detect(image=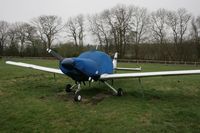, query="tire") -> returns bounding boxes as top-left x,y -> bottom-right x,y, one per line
74,93 -> 82,102
65,84 -> 72,93
117,88 -> 123,96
